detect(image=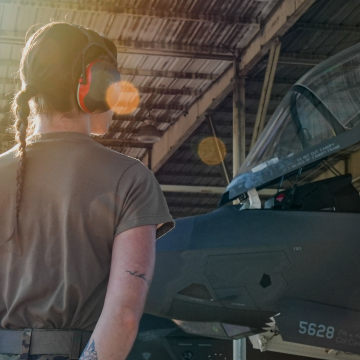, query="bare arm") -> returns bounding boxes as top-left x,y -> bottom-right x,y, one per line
80,224 -> 156,360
